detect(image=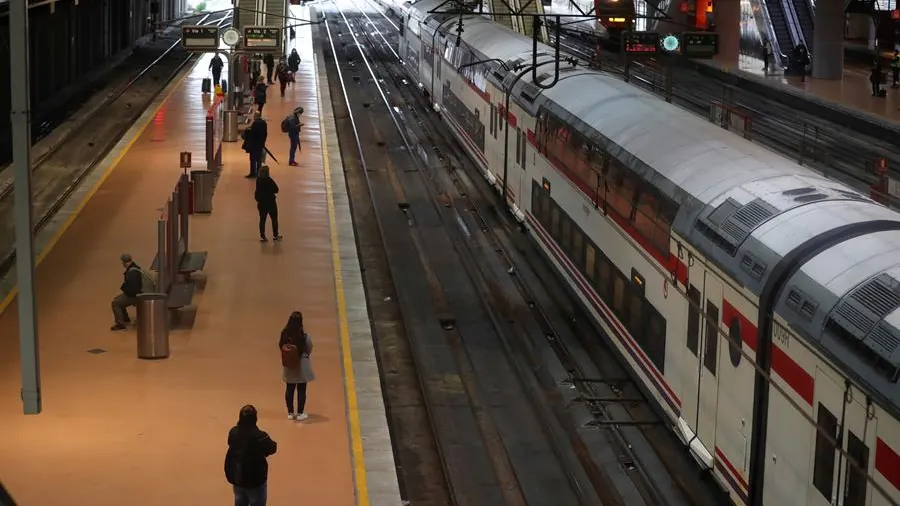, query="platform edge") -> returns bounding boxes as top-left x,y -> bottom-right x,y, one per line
312,17 -> 404,506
